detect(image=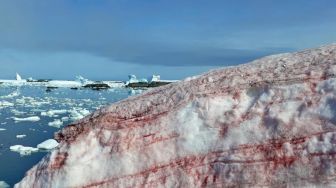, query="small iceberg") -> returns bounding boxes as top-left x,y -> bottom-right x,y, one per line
150,75 -> 160,82
69,108 -> 90,121
0,128 -> 6,131
48,119 -> 63,128
41,109 -> 67,117
13,116 -> 40,122
16,134 -> 26,139
37,139 -> 59,150
10,145 -> 38,156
